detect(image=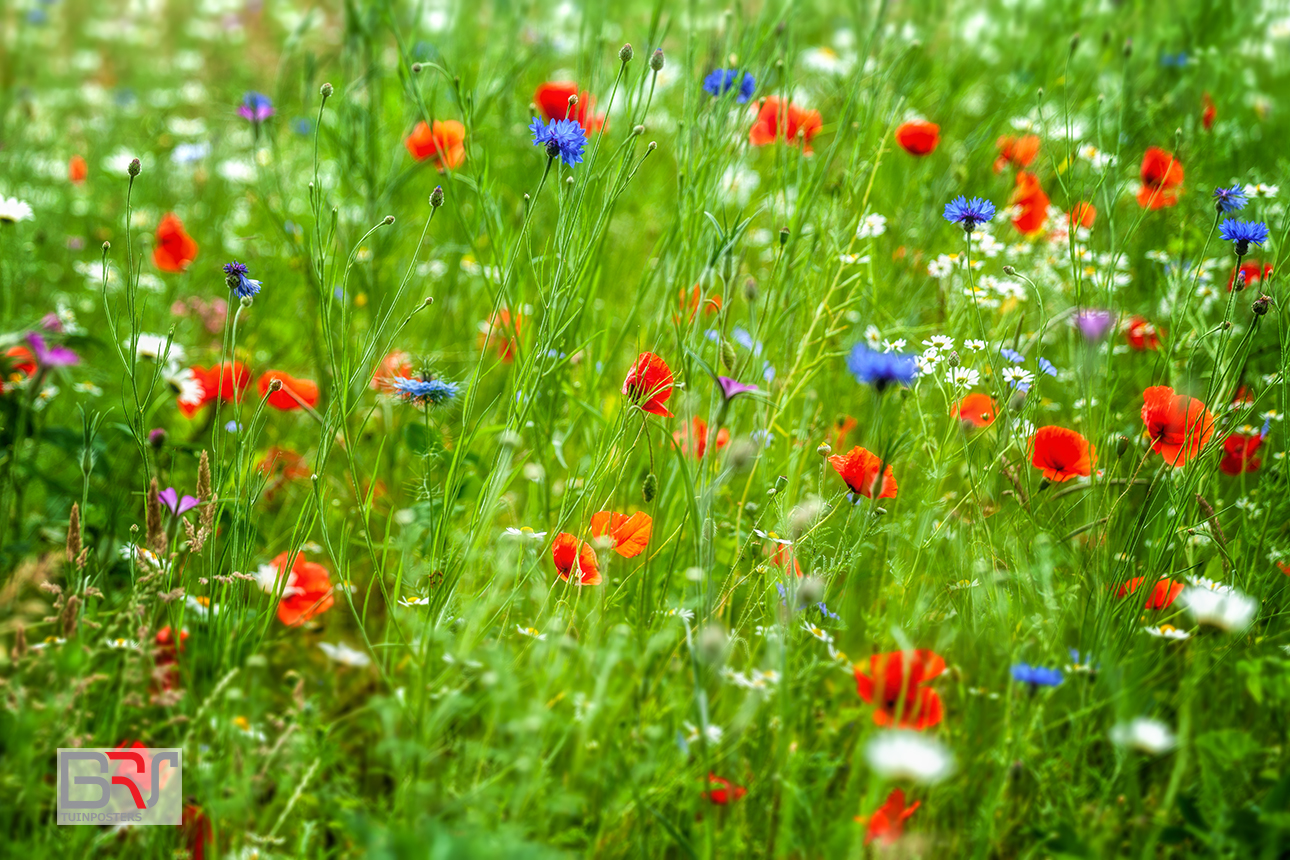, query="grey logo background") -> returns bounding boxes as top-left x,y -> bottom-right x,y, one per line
56,748 -> 182,825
